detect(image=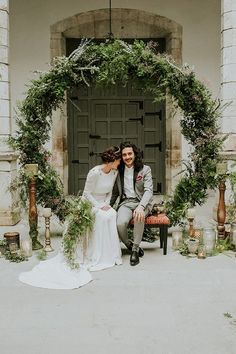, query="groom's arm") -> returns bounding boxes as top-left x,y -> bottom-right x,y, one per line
138,166 -> 153,209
